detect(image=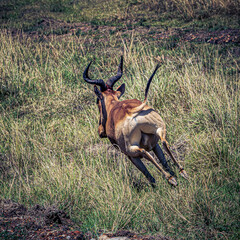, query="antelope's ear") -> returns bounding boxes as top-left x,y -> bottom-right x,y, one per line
94,85 -> 103,100
116,83 -> 125,99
